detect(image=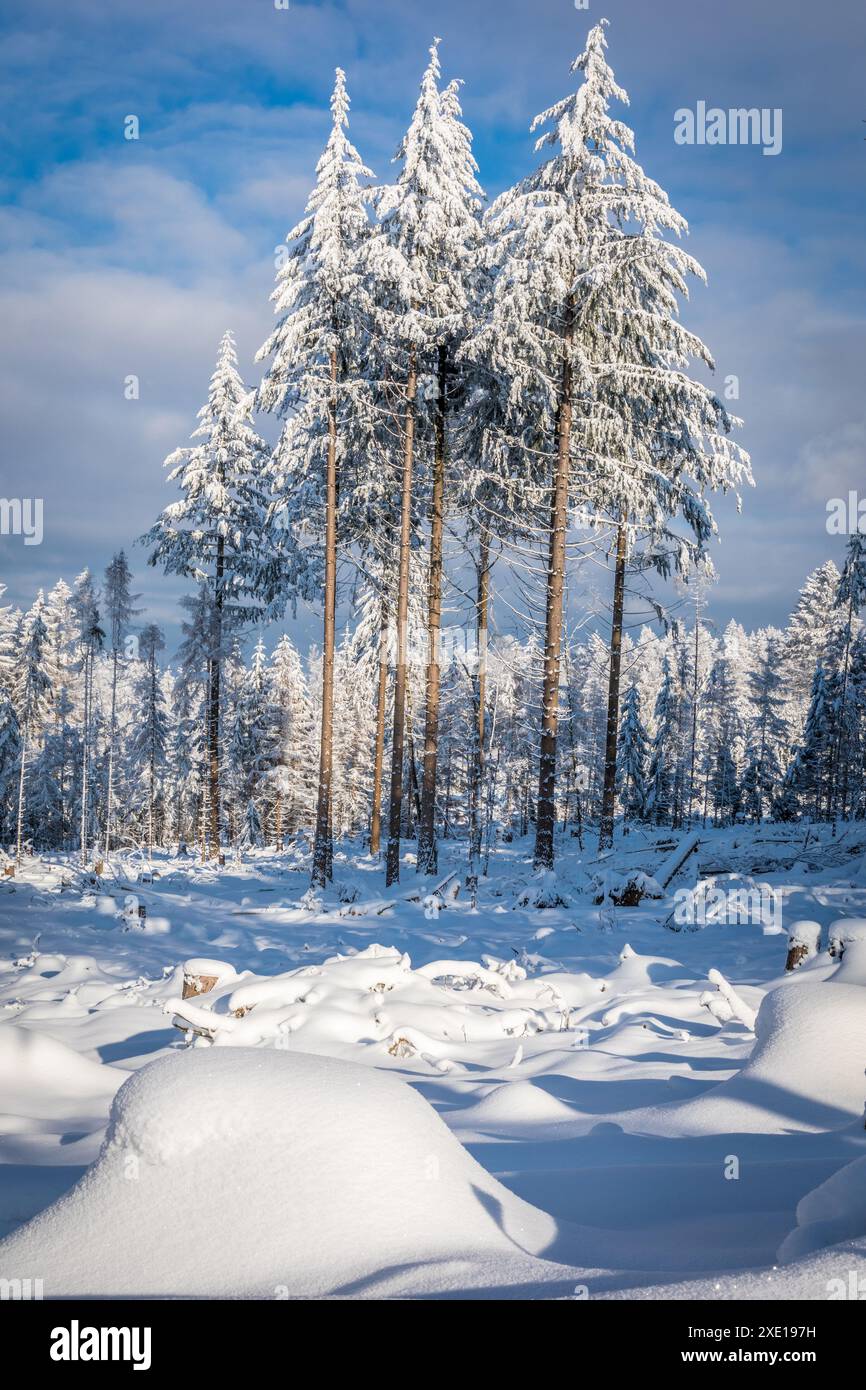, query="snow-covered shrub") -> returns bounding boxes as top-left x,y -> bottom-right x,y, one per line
514,870 -> 572,909
591,869 -> 662,907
